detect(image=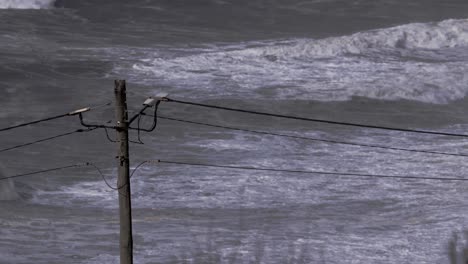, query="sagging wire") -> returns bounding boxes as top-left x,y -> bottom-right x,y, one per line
103,127 -> 118,143
88,161 -> 150,191
80,98 -> 162,145
127,99 -> 161,144
129,99 -> 160,132
103,124 -> 144,145
136,114 -> 145,144
87,162 -> 120,190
